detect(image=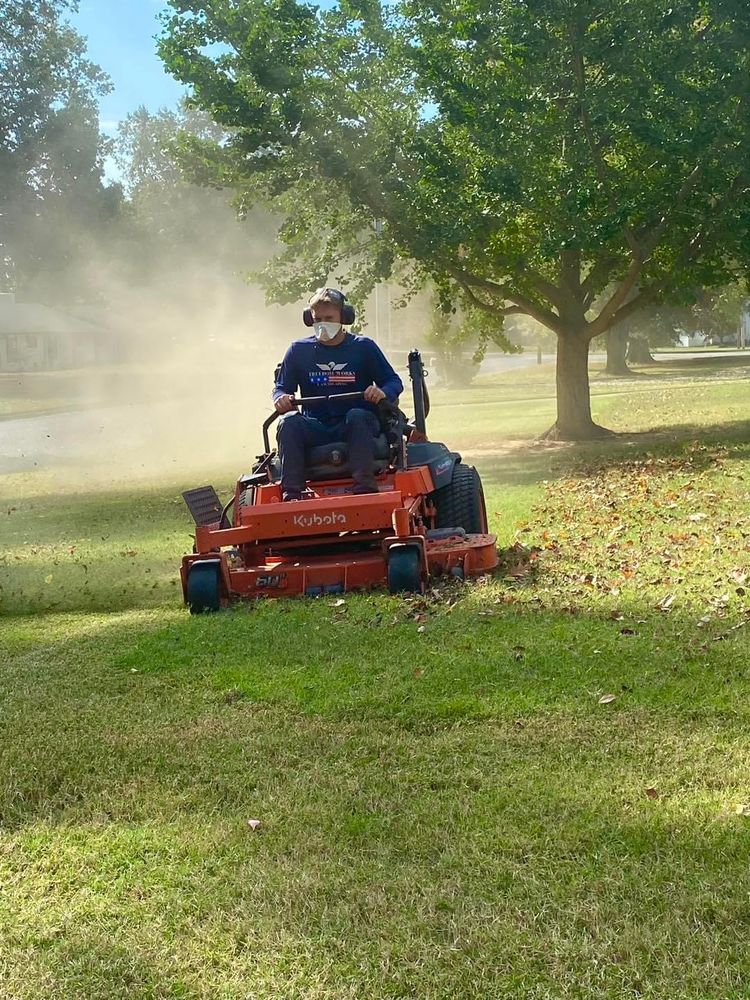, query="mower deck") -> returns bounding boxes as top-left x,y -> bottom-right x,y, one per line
181,484 -> 498,603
